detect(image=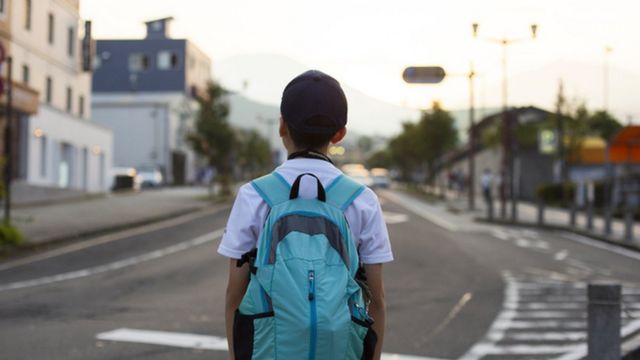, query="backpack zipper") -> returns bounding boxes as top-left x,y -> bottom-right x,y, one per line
308,270 -> 317,360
